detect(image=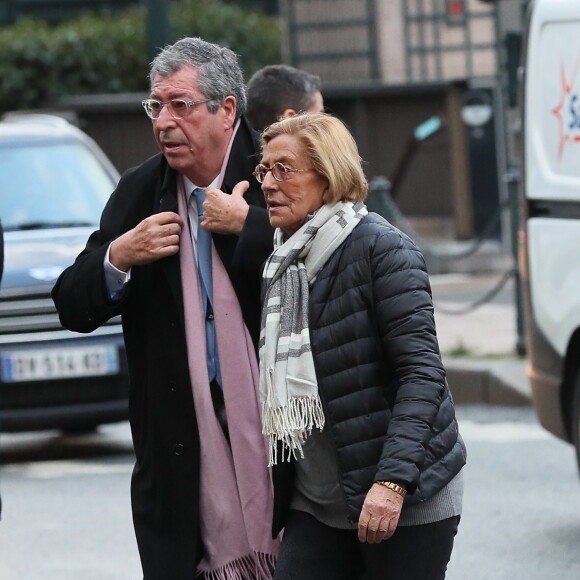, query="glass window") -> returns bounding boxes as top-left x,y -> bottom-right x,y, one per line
0,139 -> 116,231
